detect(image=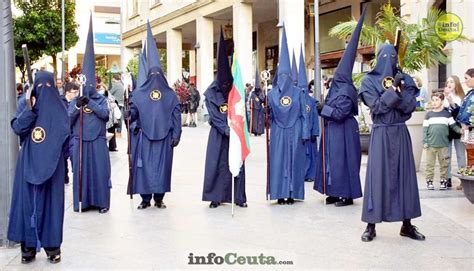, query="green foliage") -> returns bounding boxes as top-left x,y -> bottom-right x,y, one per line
96,66 -> 109,88
329,3 -> 471,74
13,0 -> 79,75
126,56 -> 139,79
